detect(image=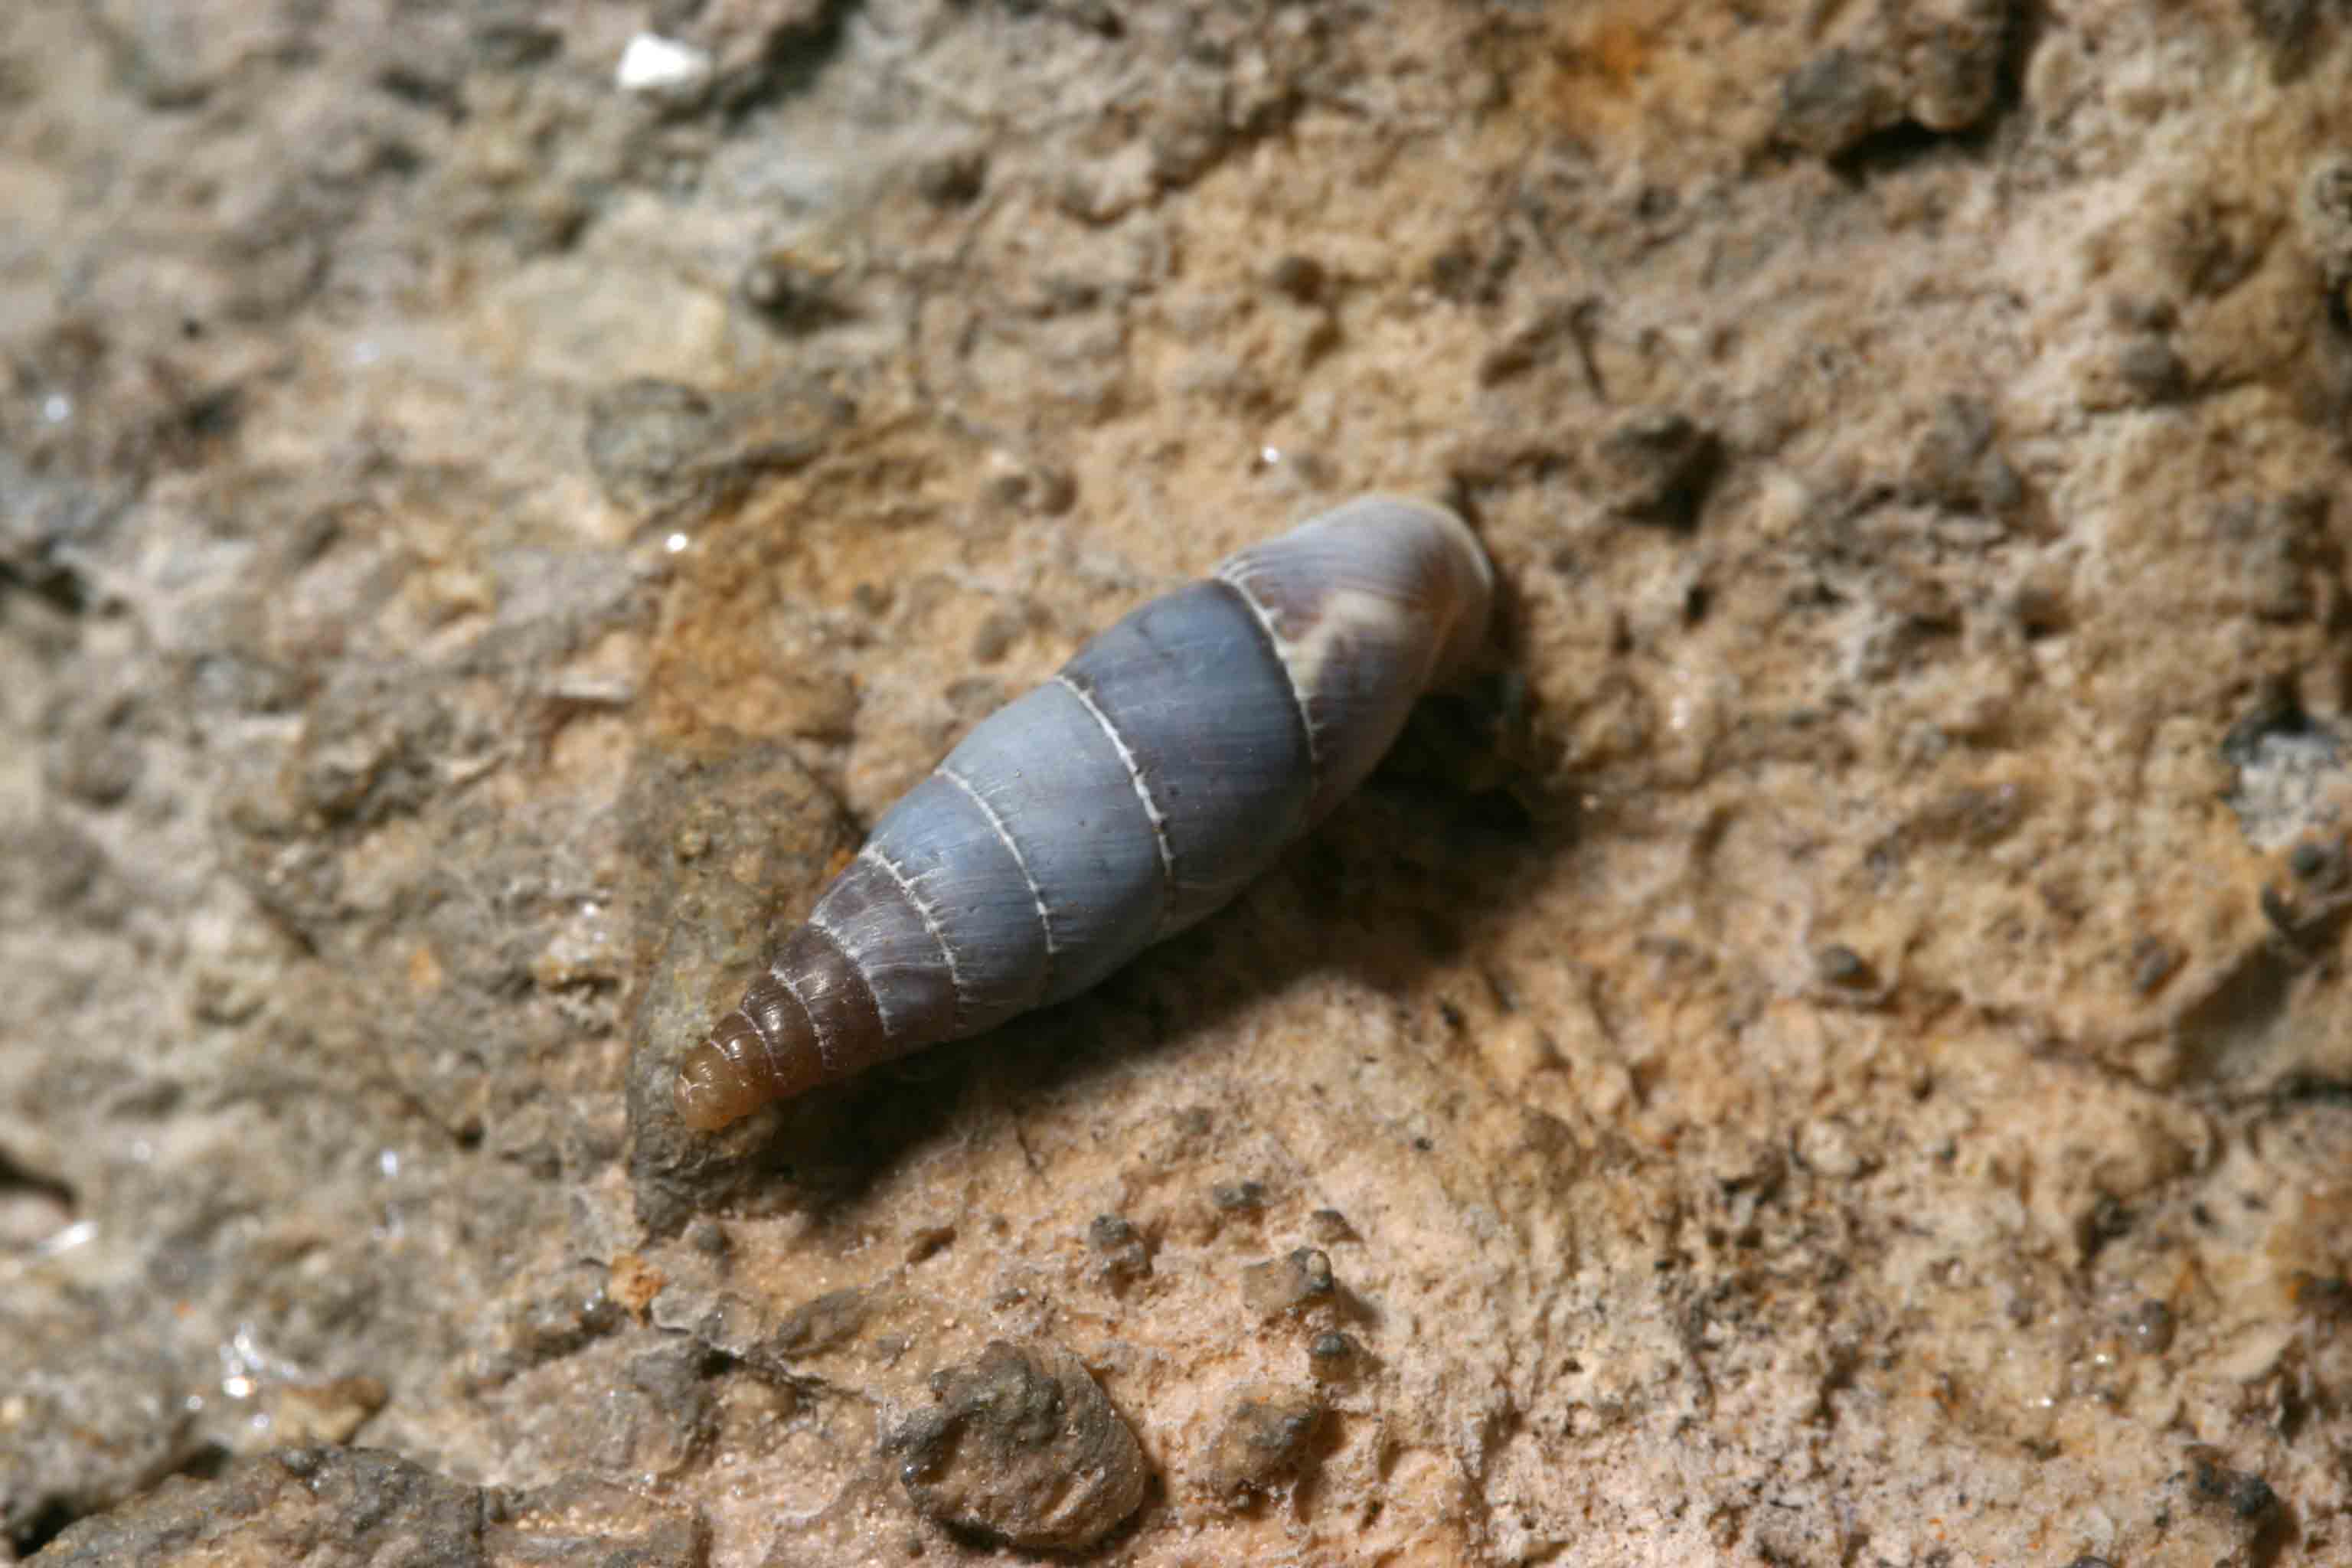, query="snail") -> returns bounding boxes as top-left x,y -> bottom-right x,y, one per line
673,495 -> 1495,1129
